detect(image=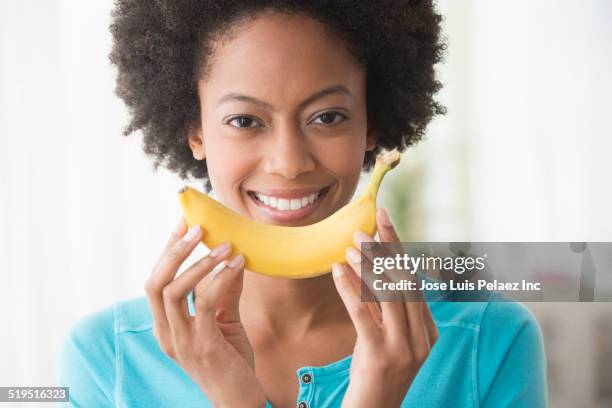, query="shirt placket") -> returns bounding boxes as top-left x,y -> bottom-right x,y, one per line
295,367 -> 315,408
